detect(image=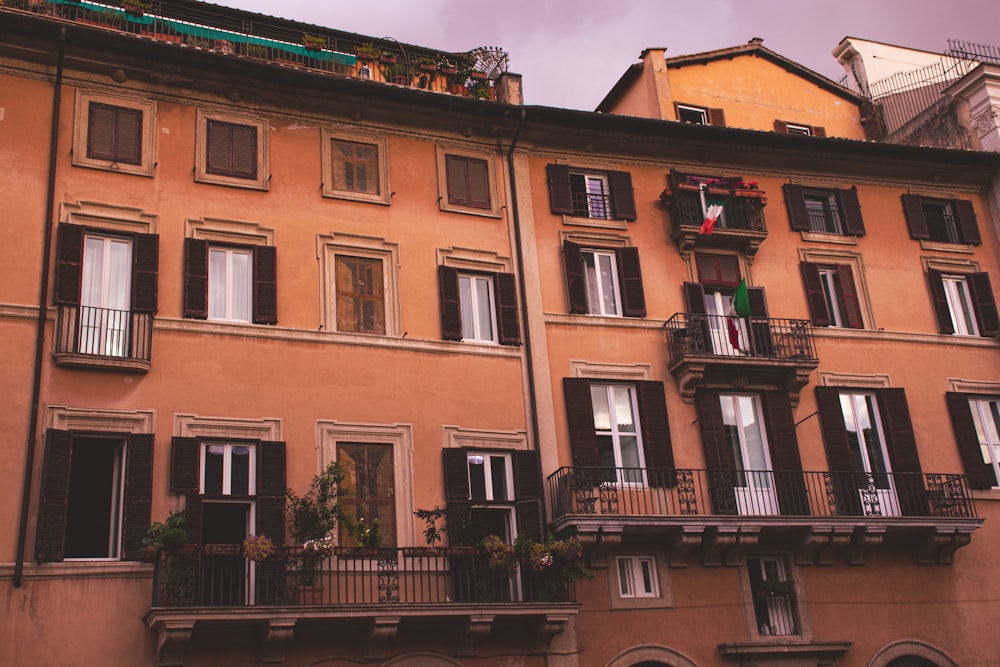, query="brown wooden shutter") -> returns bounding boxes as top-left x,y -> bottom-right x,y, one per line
799,262 -> 831,326
546,163 -> 573,215
747,287 -> 774,357
952,199 -> 981,245
87,102 -> 116,160
901,195 -> 930,240
206,120 -> 231,175
183,238 -> 209,319
114,107 -> 143,166
494,271 -> 521,346
608,170 -> 637,221
466,157 -> 490,209
814,387 -> 863,515
761,392 -> 808,515
783,184 -> 811,232
811,126 -> 827,137
926,269 -> 954,334
445,155 -> 469,206
438,265 -> 462,341
968,272 -> 1000,337
838,187 -> 866,236
774,119 -> 789,133
185,493 -> 202,545
253,245 -> 278,325
708,108 -> 726,127
35,429 -> 73,562
617,247 -> 646,318
132,232 -> 158,314
230,124 -> 258,180
54,223 -> 84,306
513,450 -> 542,500
945,393 -> 993,490
836,264 -> 864,329
516,499 -> 543,541
256,441 -> 286,543
563,378 -> 598,467
121,433 -> 153,560
170,437 -> 200,493
443,448 -> 469,500
683,282 -> 712,354
695,390 -> 737,514
563,241 -> 588,314
636,381 -> 675,488
877,388 -> 925,516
